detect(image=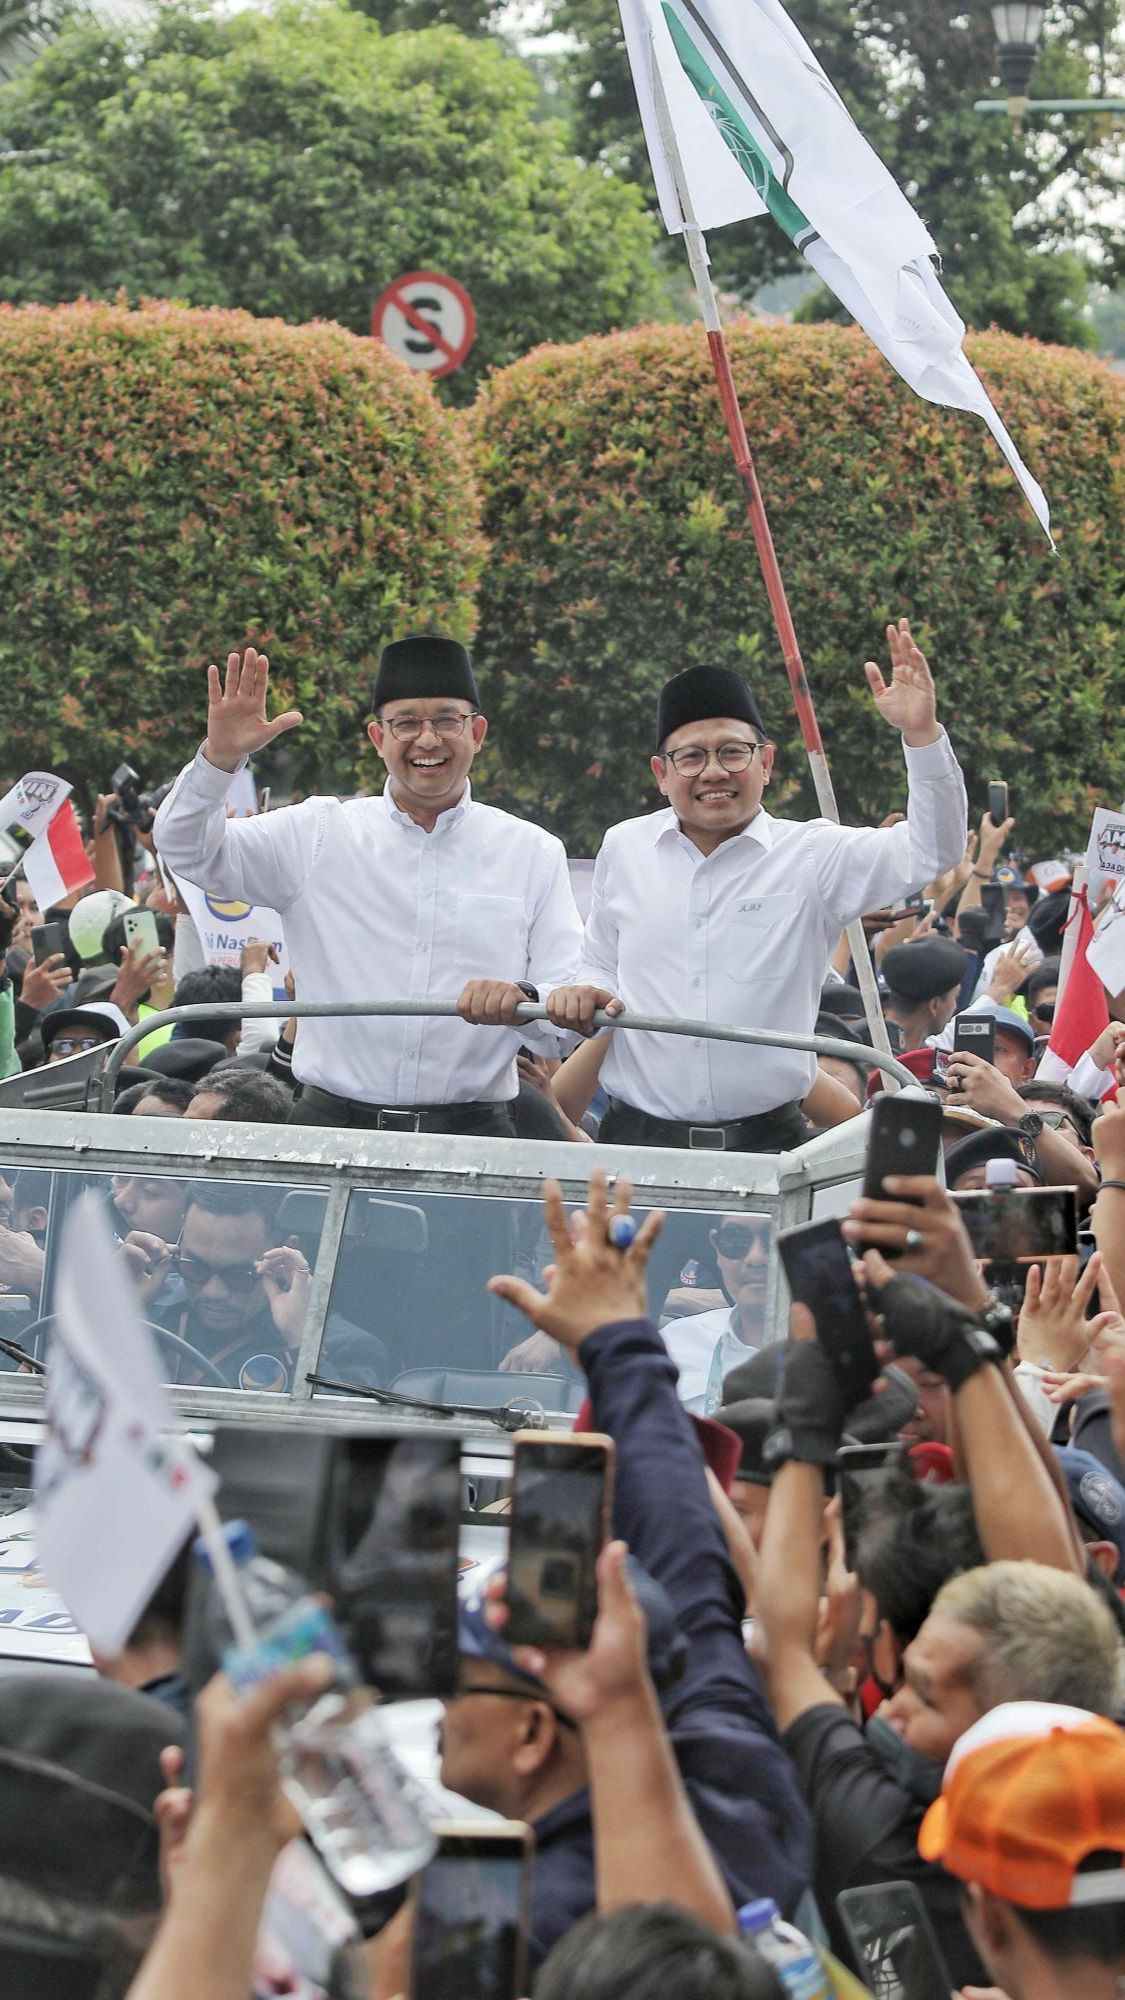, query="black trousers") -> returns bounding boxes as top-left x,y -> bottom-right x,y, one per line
288,1086 -> 517,1139
598,1096 -> 808,1155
